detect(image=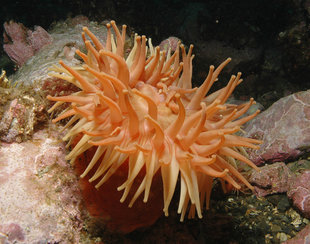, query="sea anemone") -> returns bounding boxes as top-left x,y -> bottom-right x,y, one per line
47,21 -> 262,221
